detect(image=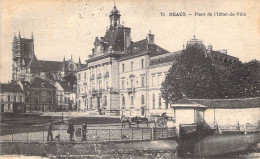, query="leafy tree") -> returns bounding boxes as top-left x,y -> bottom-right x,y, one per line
161,43 -> 221,103
161,43 -> 260,102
